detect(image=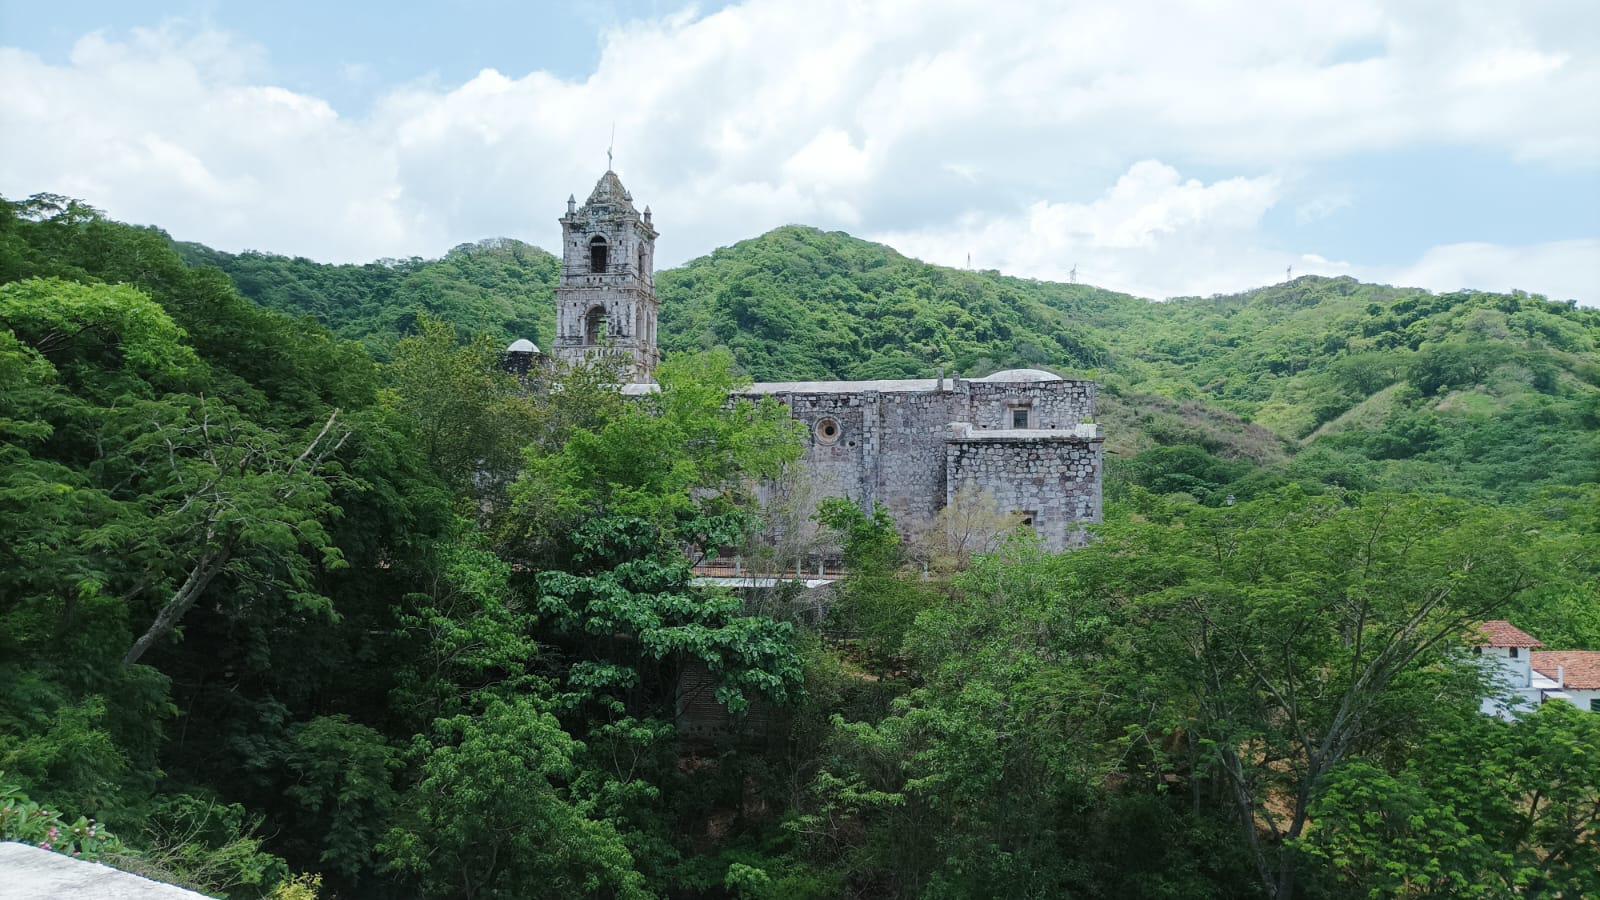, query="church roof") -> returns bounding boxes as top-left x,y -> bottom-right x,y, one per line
977,368 -> 1063,383
736,371 -> 1078,394
506,338 -> 538,354
585,170 -> 637,213
741,378 -> 941,394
